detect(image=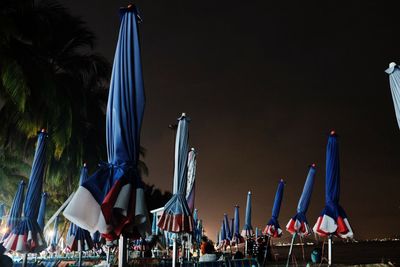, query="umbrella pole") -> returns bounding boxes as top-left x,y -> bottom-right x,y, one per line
23,253 -> 28,267
286,233 -> 297,267
106,245 -> 111,267
172,235 -> 177,267
262,236 -> 271,267
118,234 -> 127,267
328,235 -> 332,266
